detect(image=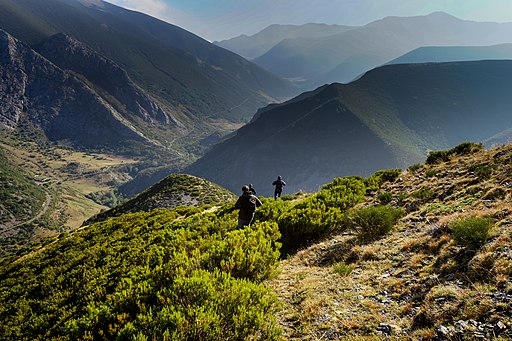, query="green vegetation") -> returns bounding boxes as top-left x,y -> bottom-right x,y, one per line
0,207 -> 282,340
377,191 -> 393,204
0,149 -> 46,225
468,163 -> 494,180
86,174 -> 237,225
426,142 -> 482,164
450,216 -> 493,249
333,261 -> 354,276
408,163 -> 422,173
346,205 -> 404,243
268,177 -> 366,253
